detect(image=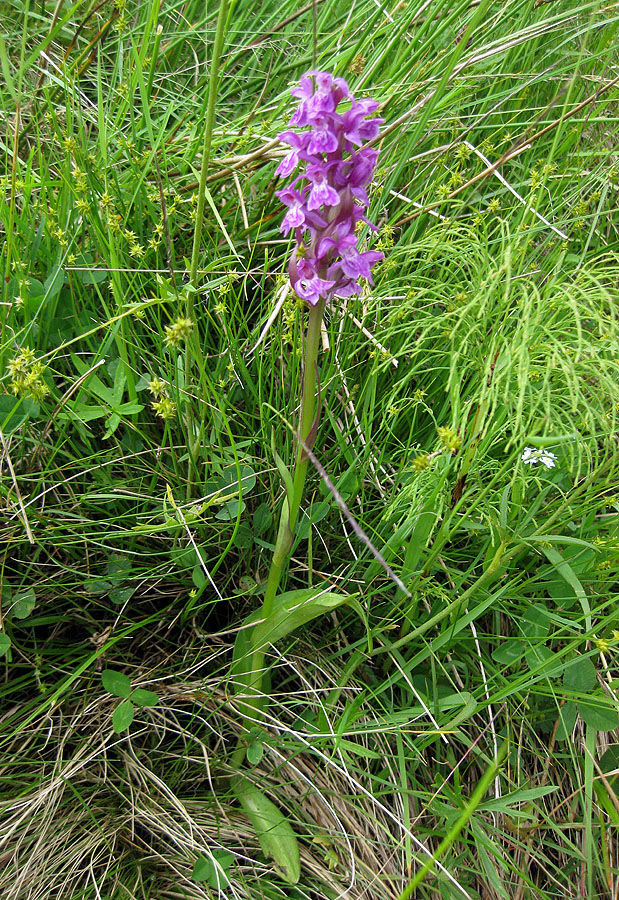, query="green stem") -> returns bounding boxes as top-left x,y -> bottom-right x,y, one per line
262,297 -> 326,620
185,0 -> 230,494
235,296 -> 326,737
